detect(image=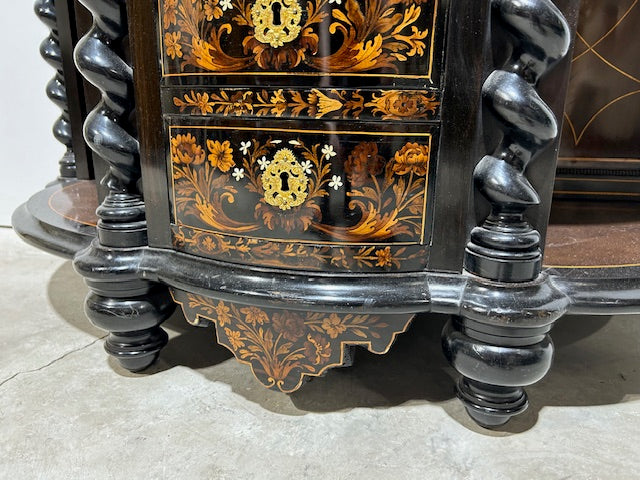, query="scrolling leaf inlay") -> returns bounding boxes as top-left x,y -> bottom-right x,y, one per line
159,0 -> 437,75
172,291 -> 415,392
